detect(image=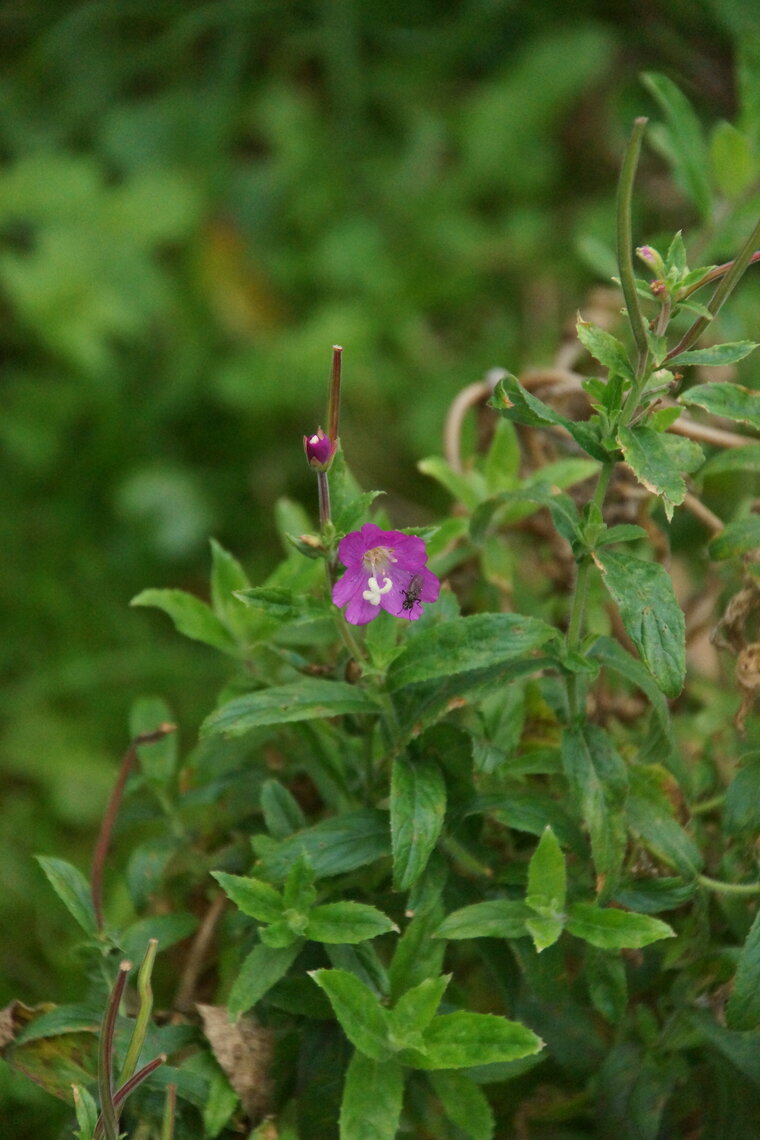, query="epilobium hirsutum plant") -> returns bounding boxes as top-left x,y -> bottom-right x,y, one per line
9,77 -> 760,1139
